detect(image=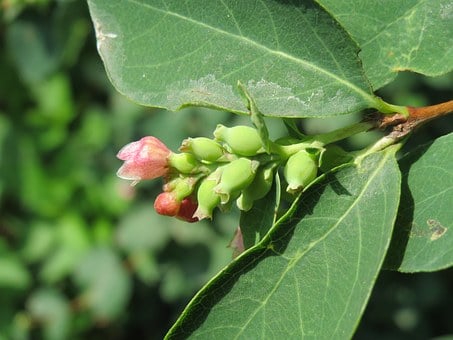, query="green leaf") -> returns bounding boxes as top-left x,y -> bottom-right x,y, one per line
6,4 -> 89,85
316,0 -> 453,89
319,144 -> 353,173
237,82 -> 271,153
27,289 -> 70,340
6,20 -> 59,84
73,247 -> 132,320
0,256 -> 31,290
128,250 -> 160,284
87,0 -> 385,117
385,133 -> 453,272
21,222 -> 55,263
31,73 -> 75,126
239,186 -> 277,250
166,148 -> 401,339
40,215 -> 91,283
116,204 -> 171,252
